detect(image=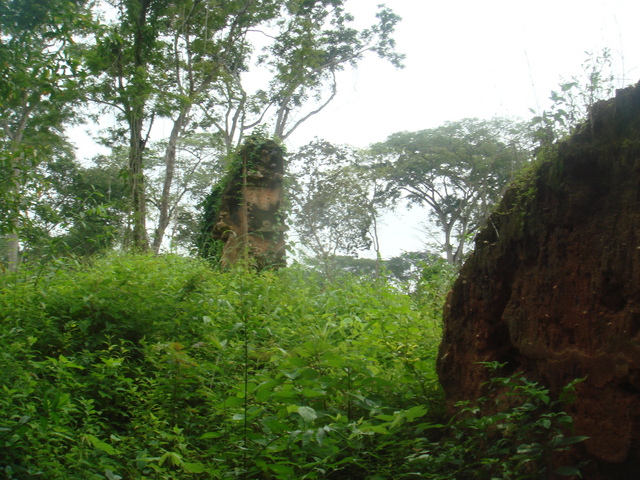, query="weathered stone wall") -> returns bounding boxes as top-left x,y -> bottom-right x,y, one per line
210,138 -> 286,269
437,82 -> 640,479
